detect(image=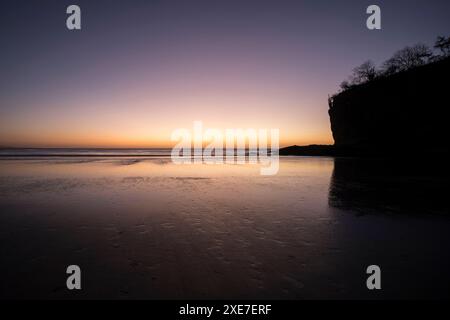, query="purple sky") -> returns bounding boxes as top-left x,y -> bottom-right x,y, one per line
1,0 -> 449,147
